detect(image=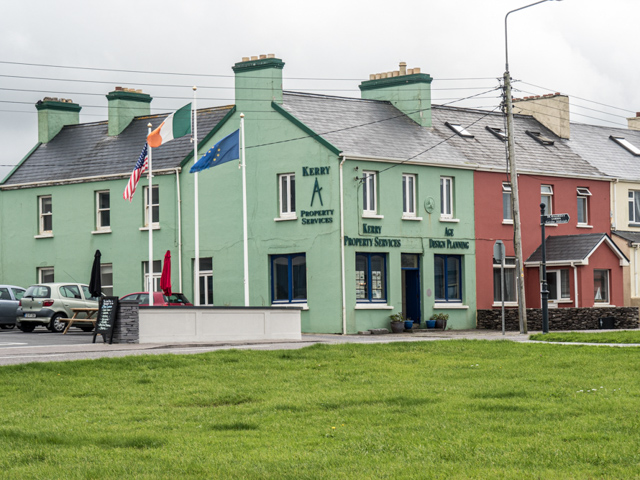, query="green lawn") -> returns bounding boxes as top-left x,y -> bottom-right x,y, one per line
530,330 -> 640,344
2,341 -> 640,479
